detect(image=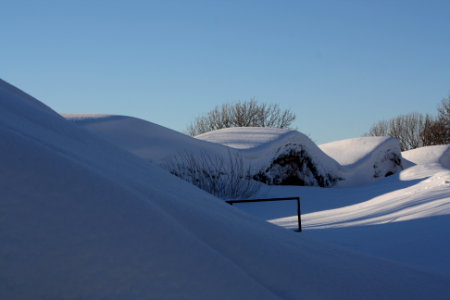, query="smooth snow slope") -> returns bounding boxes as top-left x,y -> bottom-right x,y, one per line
2,78 -> 450,299
61,113 -> 231,163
